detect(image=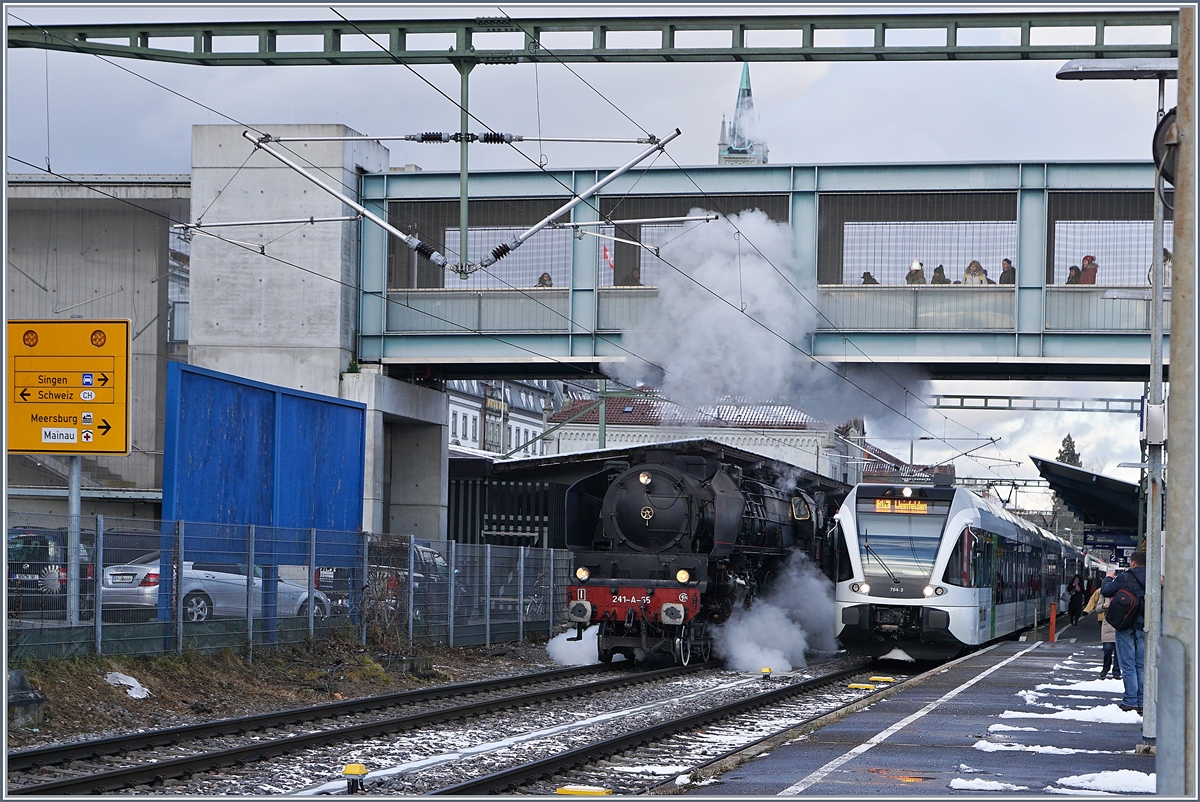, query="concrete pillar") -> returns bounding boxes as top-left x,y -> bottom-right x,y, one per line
189,124 -> 388,396
388,421 -> 449,541
340,370 -> 448,541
